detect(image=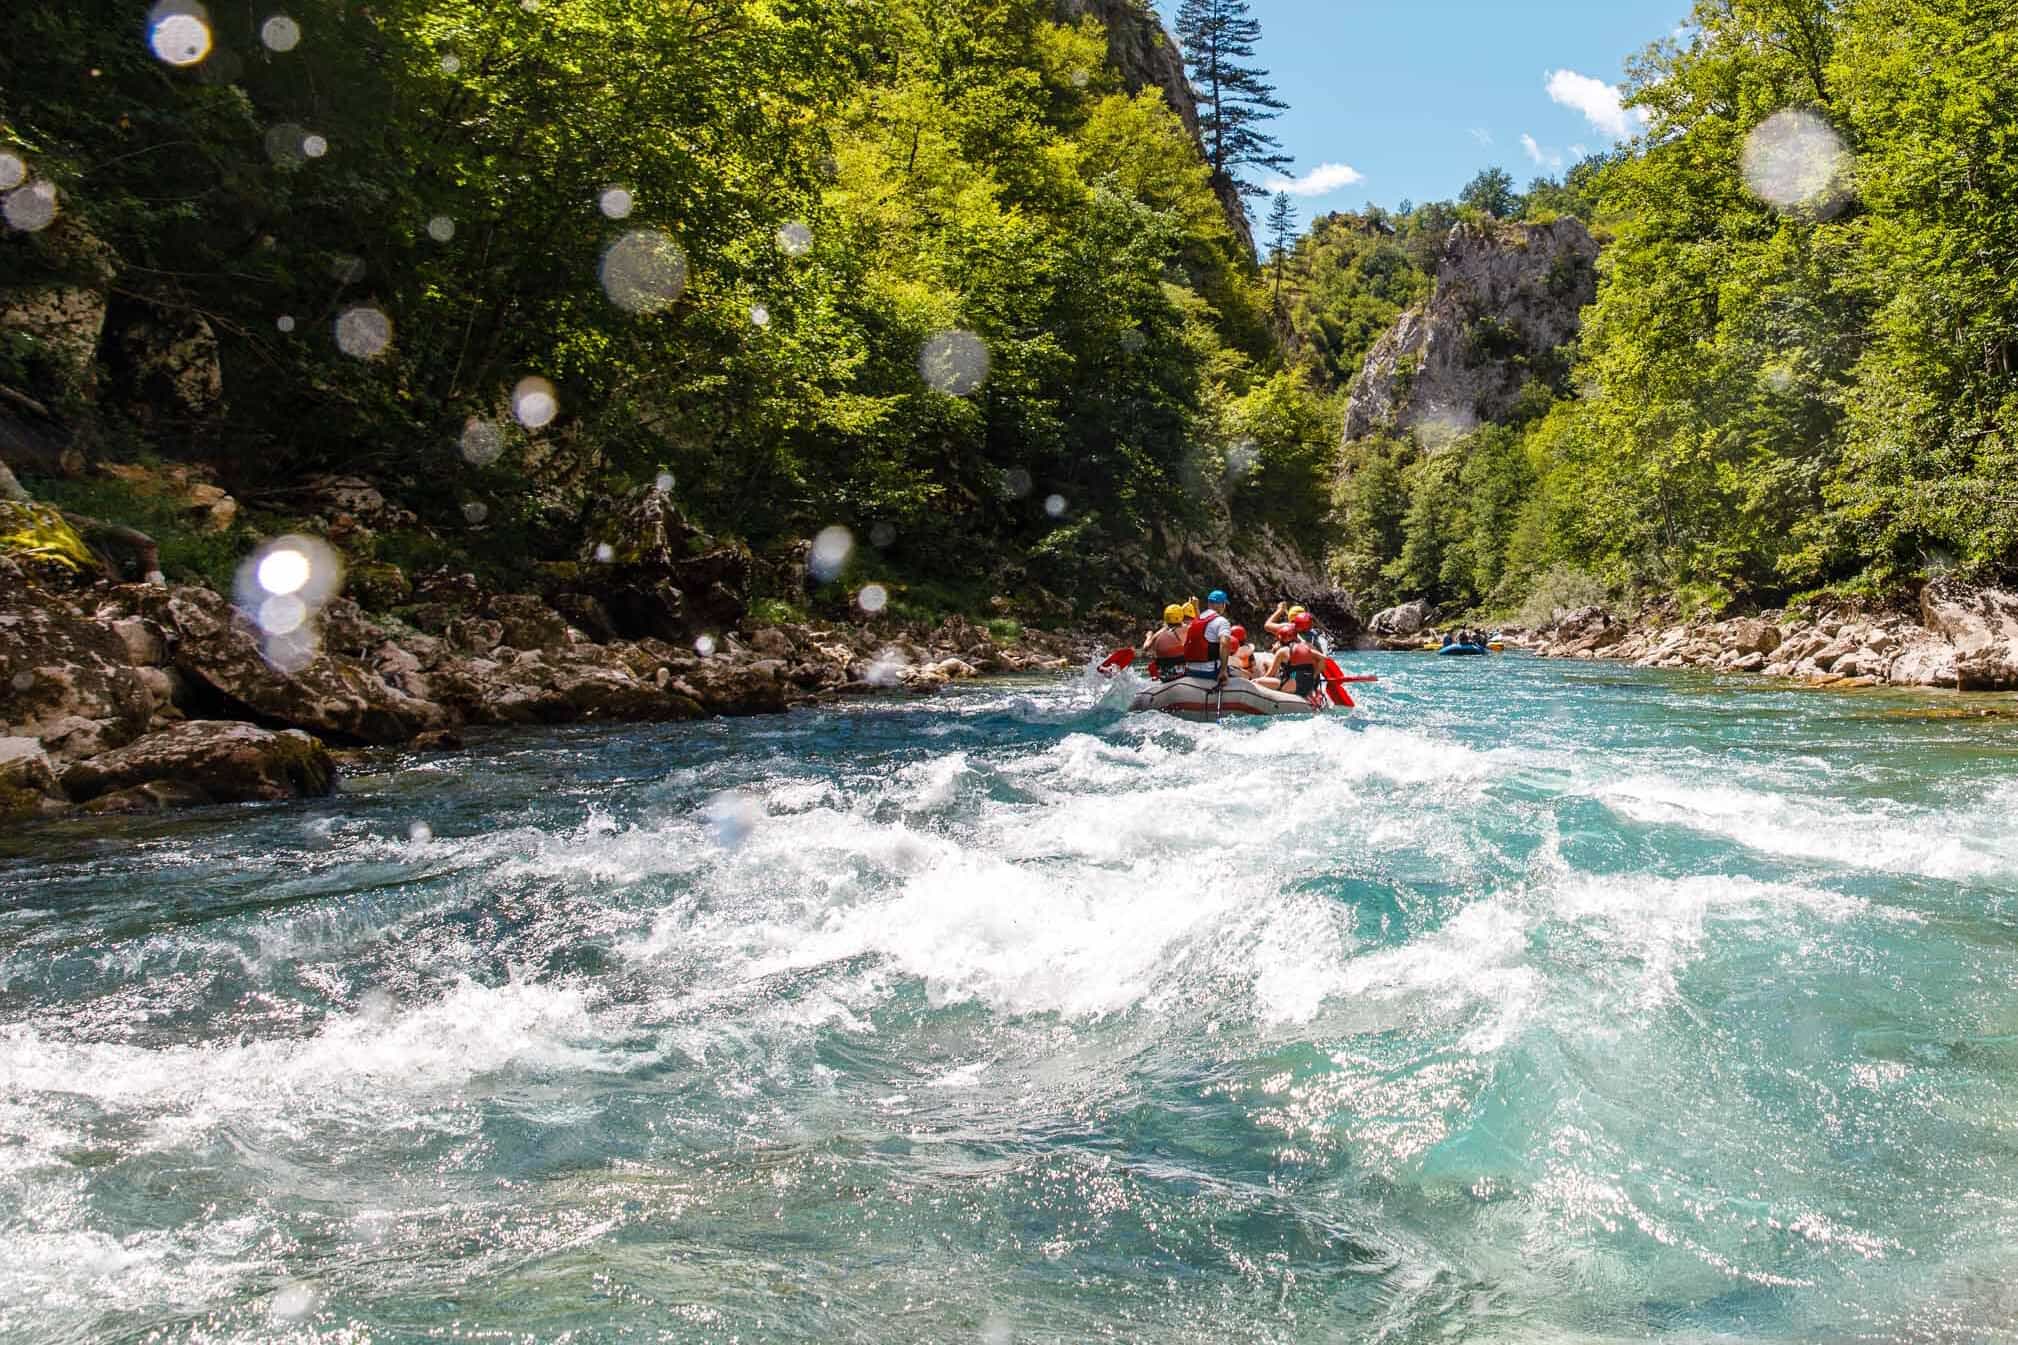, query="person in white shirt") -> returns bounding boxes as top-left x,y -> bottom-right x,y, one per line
1184,588 -> 1236,686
